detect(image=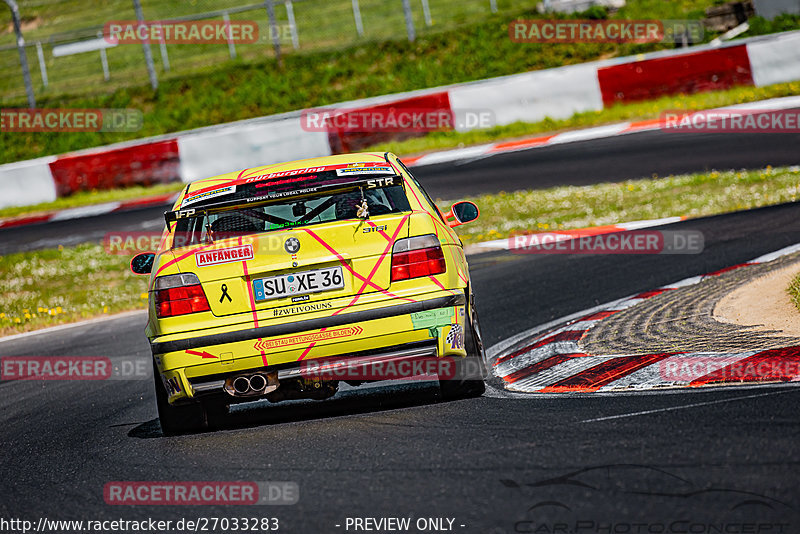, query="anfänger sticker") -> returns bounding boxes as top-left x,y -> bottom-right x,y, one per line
196,244 -> 254,267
